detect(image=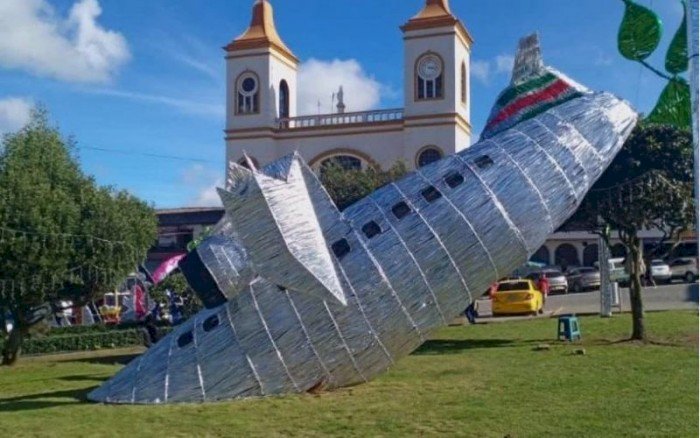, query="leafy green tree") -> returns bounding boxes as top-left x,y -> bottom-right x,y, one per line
320,161 -> 408,211
150,271 -> 202,320
573,123 -> 694,340
0,109 -> 157,364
